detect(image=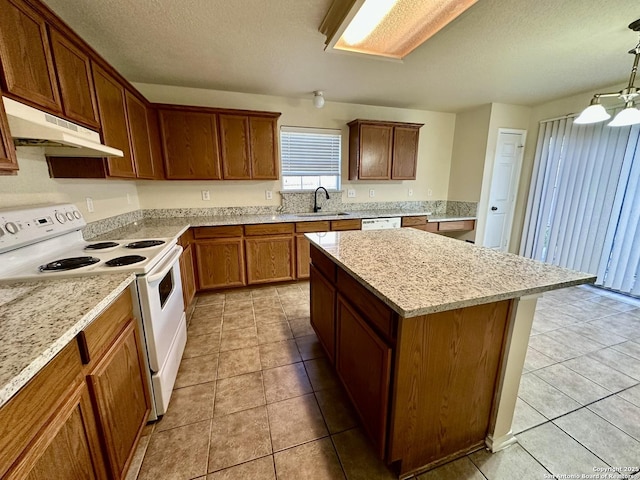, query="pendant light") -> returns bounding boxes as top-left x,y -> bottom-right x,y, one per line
575,18 -> 640,127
